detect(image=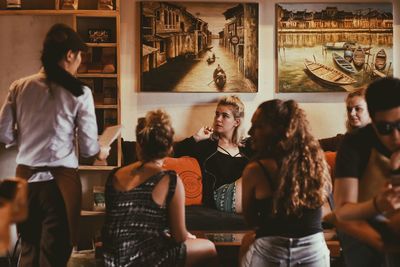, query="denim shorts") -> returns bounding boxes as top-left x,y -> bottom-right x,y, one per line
242,232 -> 330,267
213,182 -> 236,213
